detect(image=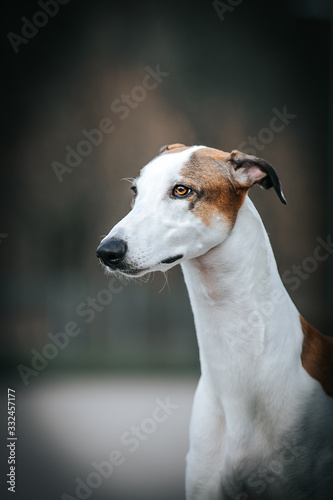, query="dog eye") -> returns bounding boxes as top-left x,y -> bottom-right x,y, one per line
130,186 -> 137,198
173,185 -> 192,198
